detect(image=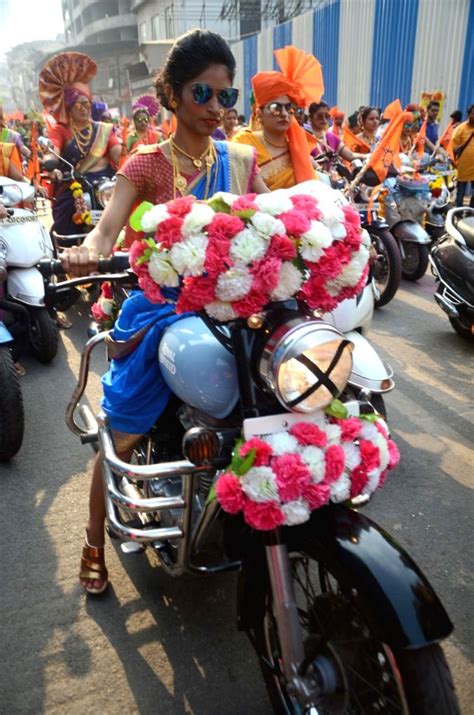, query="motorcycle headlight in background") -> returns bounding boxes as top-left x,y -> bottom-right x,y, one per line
97,180 -> 115,208
259,319 -> 353,413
